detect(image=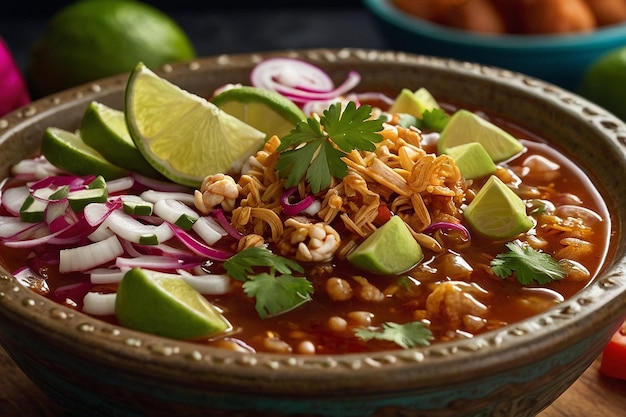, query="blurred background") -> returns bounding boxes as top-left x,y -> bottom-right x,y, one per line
1,1 -> 381,83
2,0 -> 626,119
